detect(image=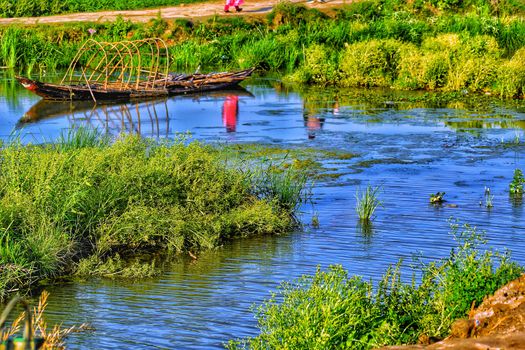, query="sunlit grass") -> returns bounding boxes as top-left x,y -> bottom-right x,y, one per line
0,132 -> 305,299
355,185 -> 382,221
